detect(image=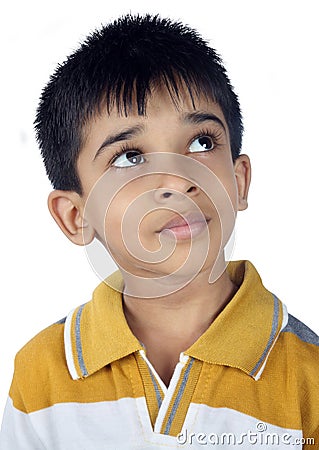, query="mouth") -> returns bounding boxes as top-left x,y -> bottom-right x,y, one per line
156,212 -> 210,241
